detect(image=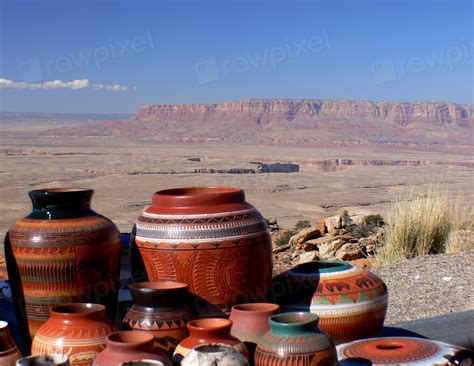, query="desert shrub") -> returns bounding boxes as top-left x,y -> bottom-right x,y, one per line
365,214 -> 385,228
377,185 -> 469,263
275,231 -> 294,247
342,210 -> 352,227
294,220 -> 311,230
